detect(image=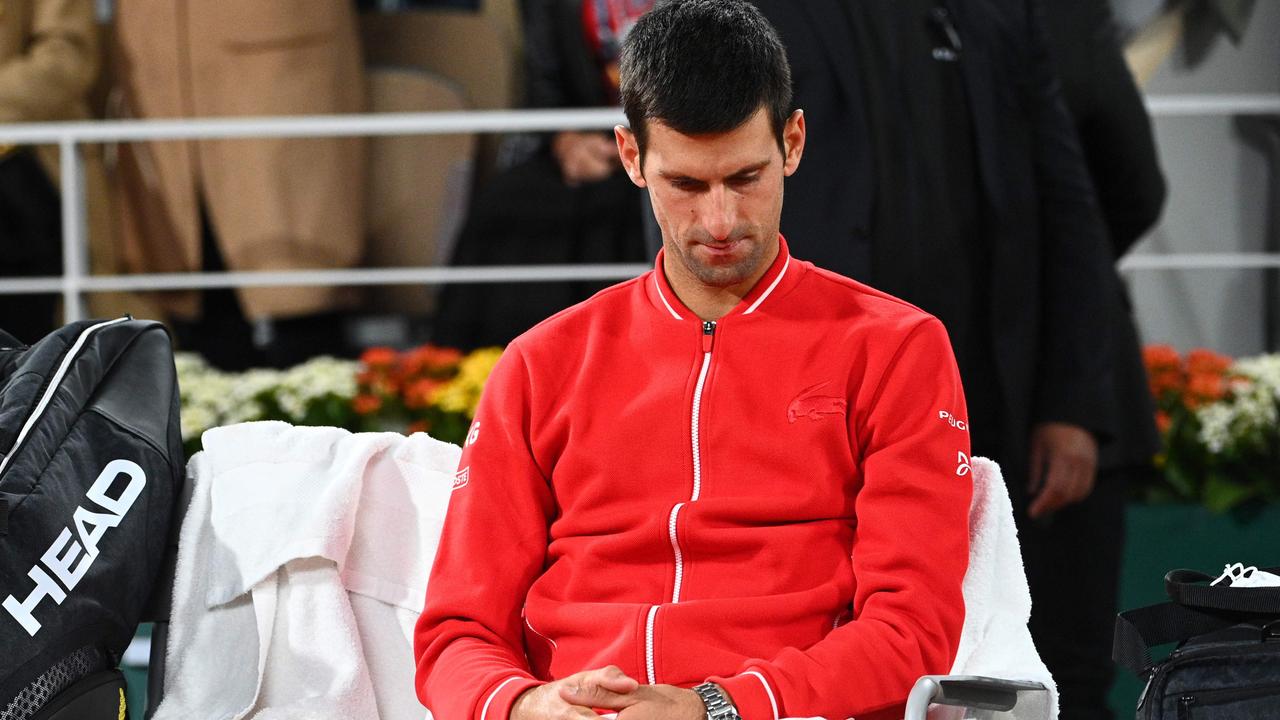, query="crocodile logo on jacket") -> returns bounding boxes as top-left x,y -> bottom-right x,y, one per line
787,382 -> 848,423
